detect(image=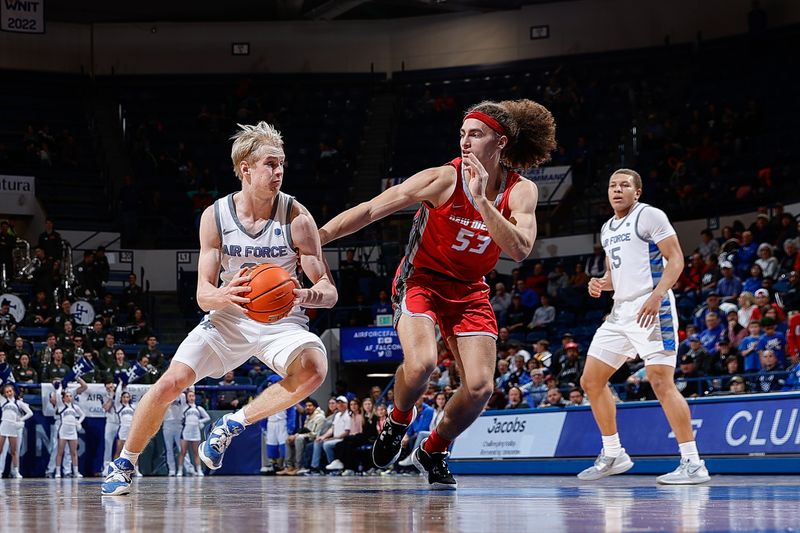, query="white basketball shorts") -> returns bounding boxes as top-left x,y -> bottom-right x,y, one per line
172,307 -> 326,381
587,291 -> 678,369
266,419 -> 288,446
